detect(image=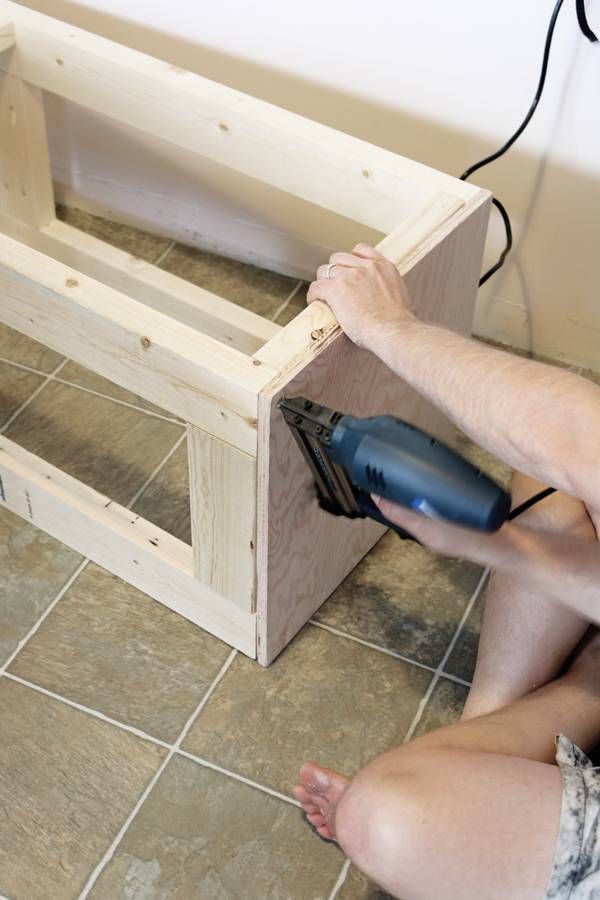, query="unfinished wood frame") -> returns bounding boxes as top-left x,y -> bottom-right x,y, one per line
0,1 -> 491,664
